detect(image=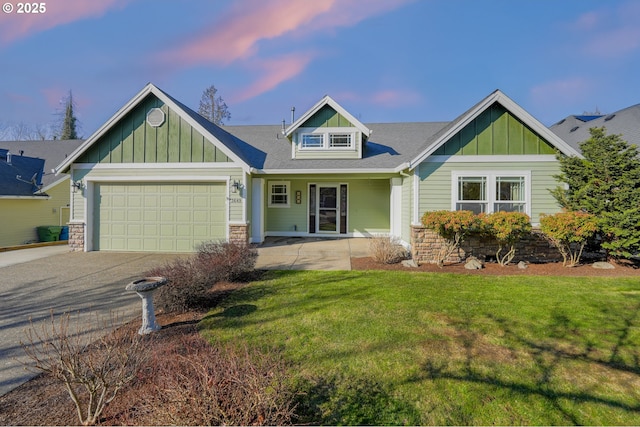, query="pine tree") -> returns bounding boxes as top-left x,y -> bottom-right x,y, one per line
551,127 -> 640,258
59,90 -> 79,140
198,84 -> 230,125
